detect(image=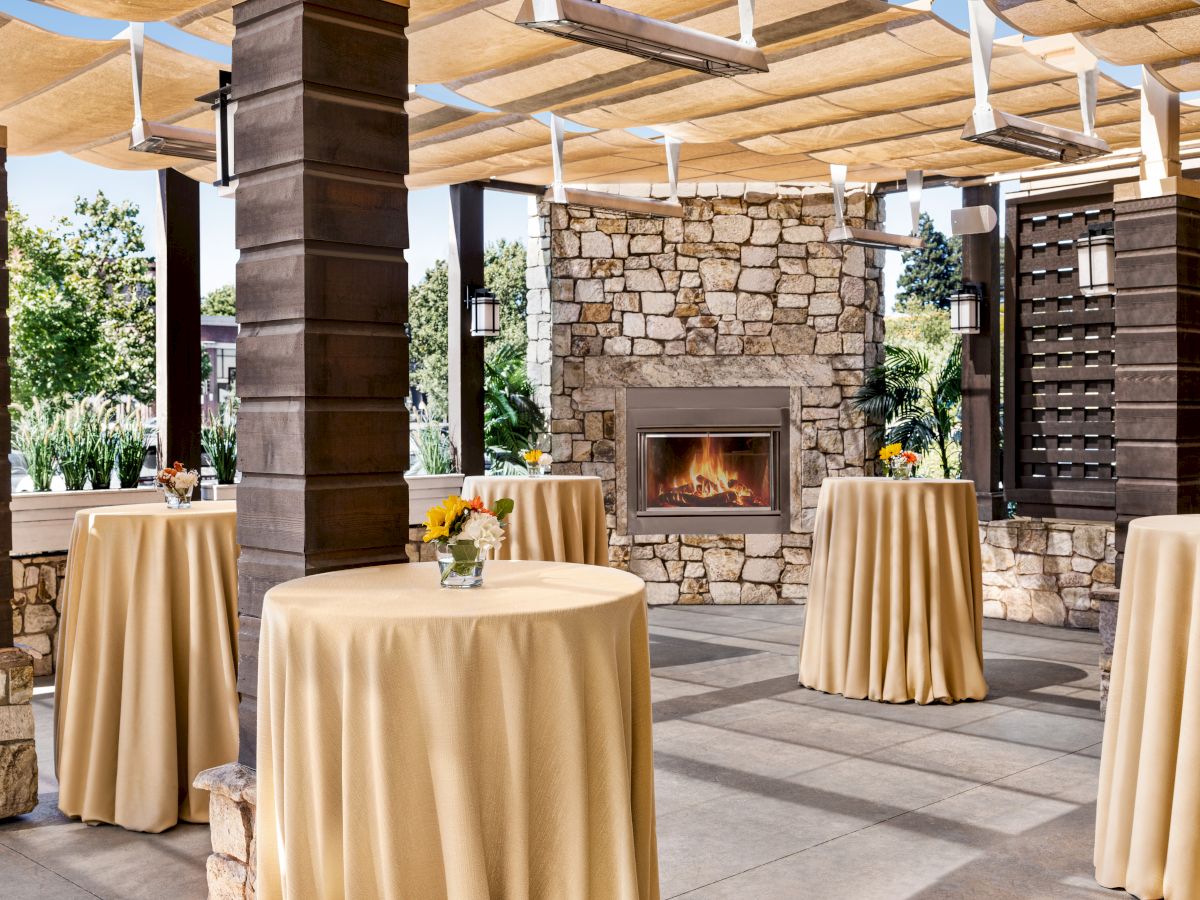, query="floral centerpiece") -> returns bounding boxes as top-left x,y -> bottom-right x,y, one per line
523,449 -> 553,477
157,461 -> 199,508
423,494 -> 514,588
879,443 -> 920,480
